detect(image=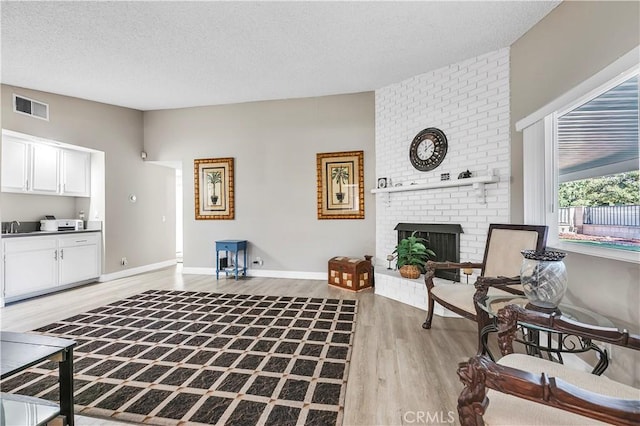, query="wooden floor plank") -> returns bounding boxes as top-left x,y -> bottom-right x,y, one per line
0,266 -> 478,425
